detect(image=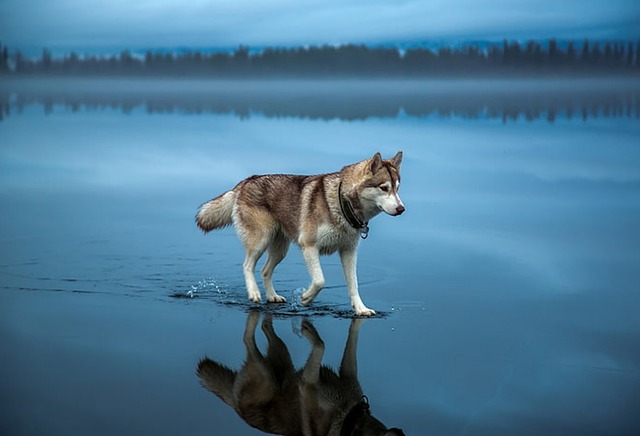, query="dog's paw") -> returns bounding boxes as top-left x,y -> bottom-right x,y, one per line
248,292 -> 262,303
355,307 -> 376,317
300,291 -> 316,306
301,320 -> 323,346
267,294 -> 287,303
